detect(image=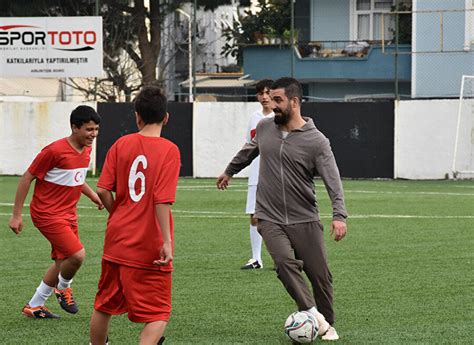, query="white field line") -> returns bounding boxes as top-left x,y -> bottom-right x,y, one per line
0,211 -> 473,219
177,186 -> 474,197
452,185 -> 474,189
